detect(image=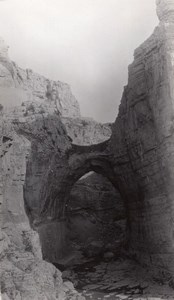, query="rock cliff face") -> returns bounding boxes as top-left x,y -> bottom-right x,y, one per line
0,37 -> 80,118
110,0 -> 174,277
28,0 -> 174,280
2,0 -> 174,297
156,0 -> 174,22
0,101 -> 85,299
0,38 -> 113,299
